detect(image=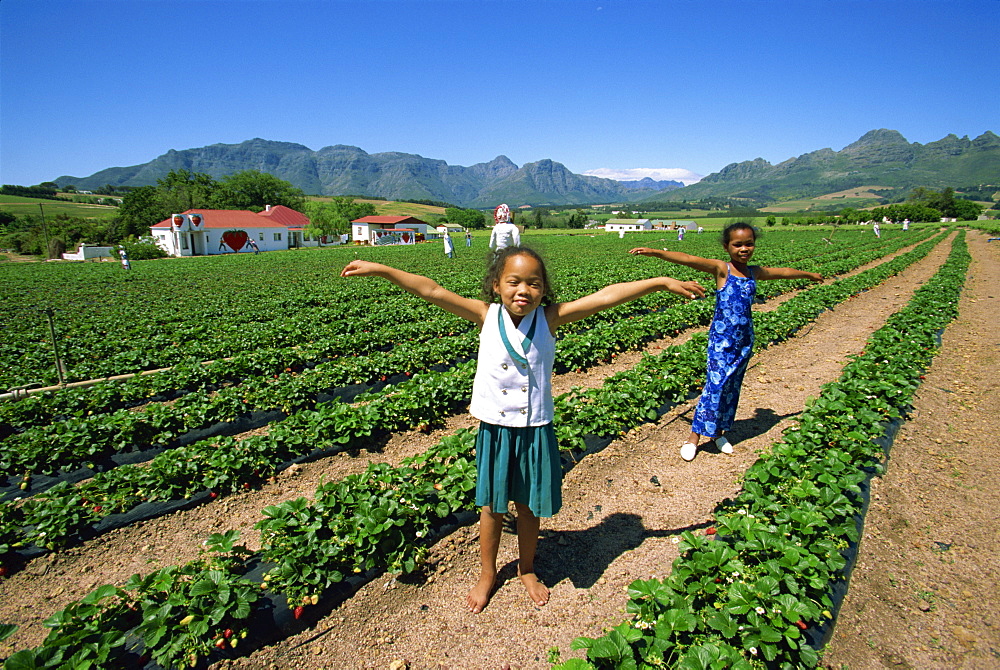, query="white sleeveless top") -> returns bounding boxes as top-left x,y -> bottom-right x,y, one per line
470,303 -> 555,427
